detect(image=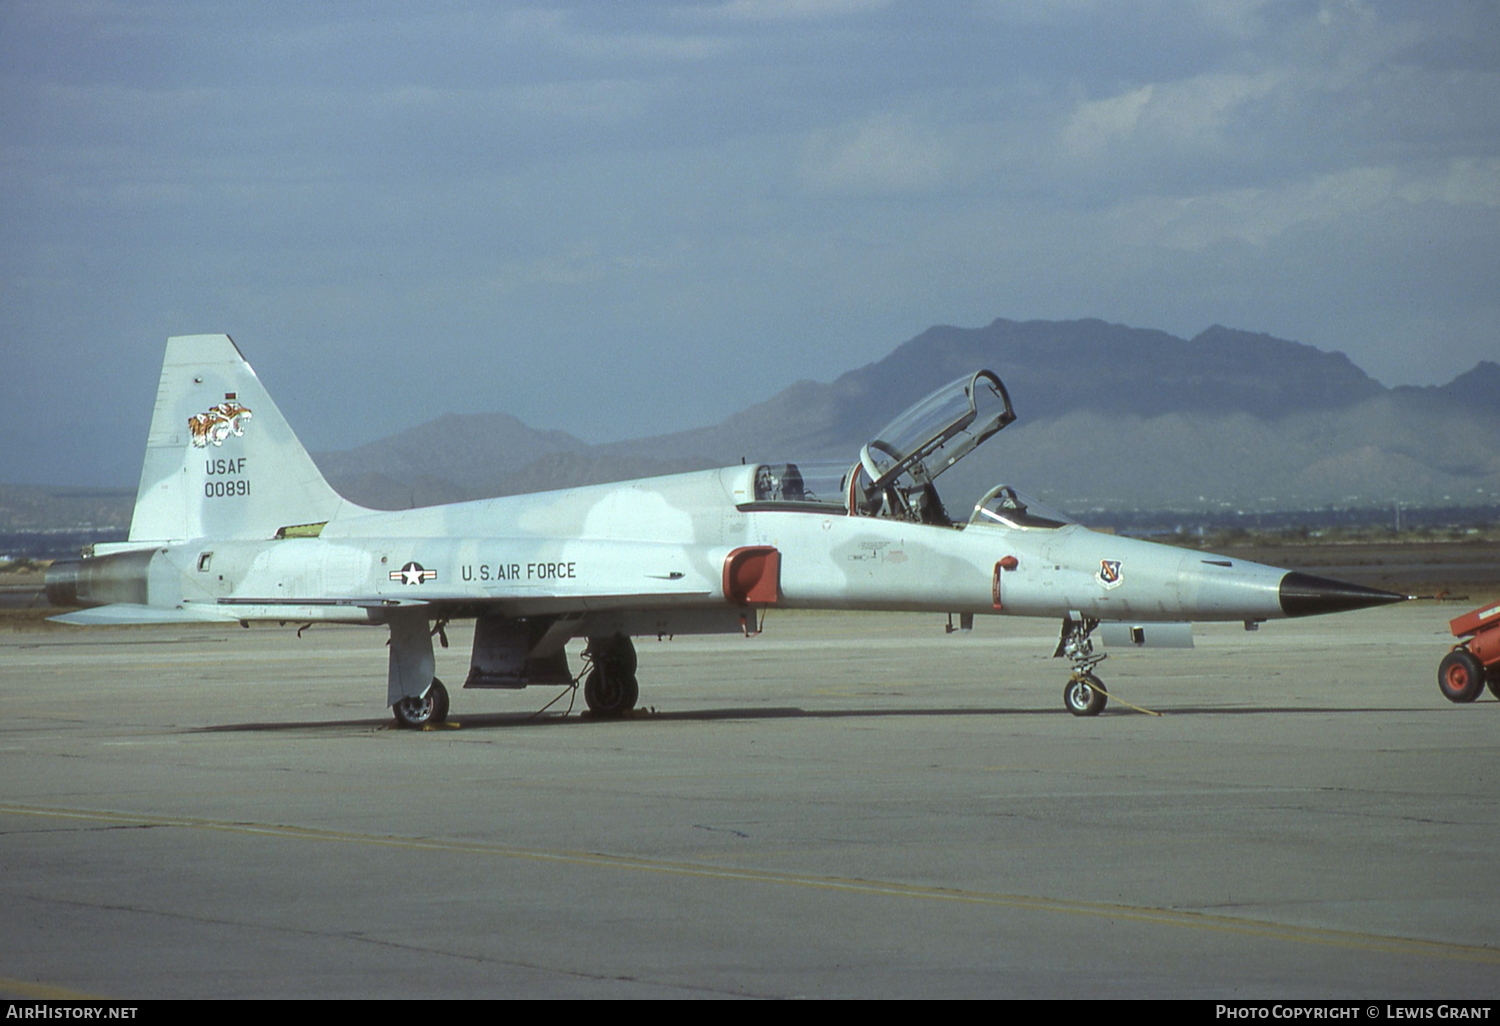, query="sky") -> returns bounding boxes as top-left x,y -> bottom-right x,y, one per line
3,0 -> 1498,486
